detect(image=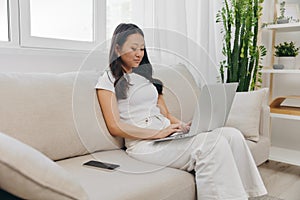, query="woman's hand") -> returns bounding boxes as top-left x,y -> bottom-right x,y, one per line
180,121 -> 192,133
152,122 -> 191,139
153,123 -> 182,139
